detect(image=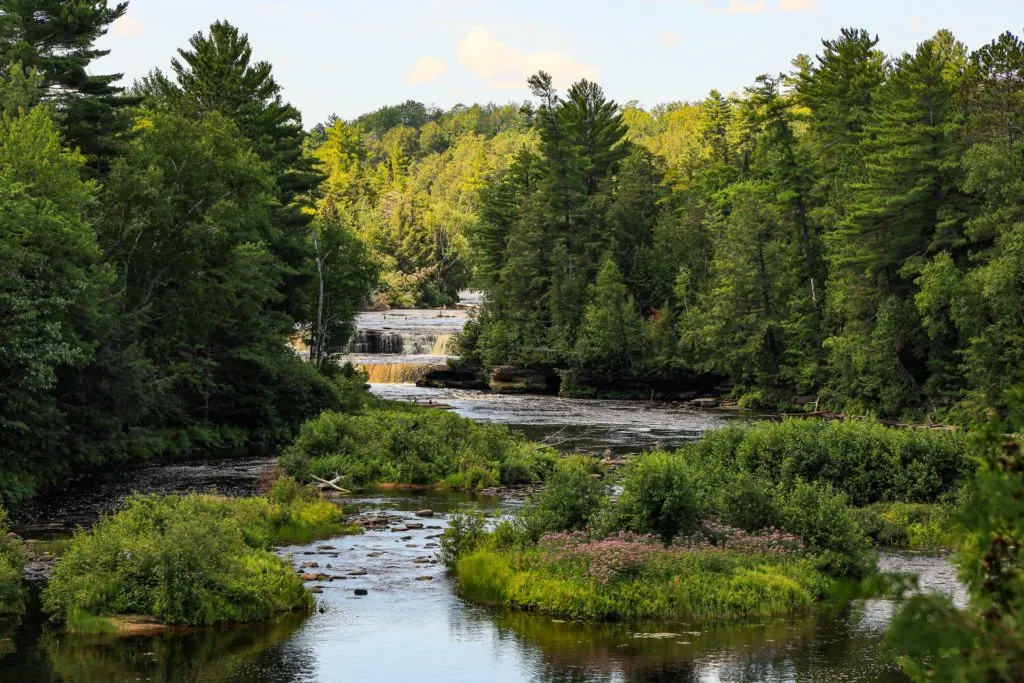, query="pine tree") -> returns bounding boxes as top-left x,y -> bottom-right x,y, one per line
0,0 -> 131,173
573,255 -> 646,376
144,21 -> 322,318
